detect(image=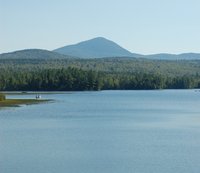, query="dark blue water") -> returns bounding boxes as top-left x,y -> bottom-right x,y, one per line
1,90 -> 200,173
